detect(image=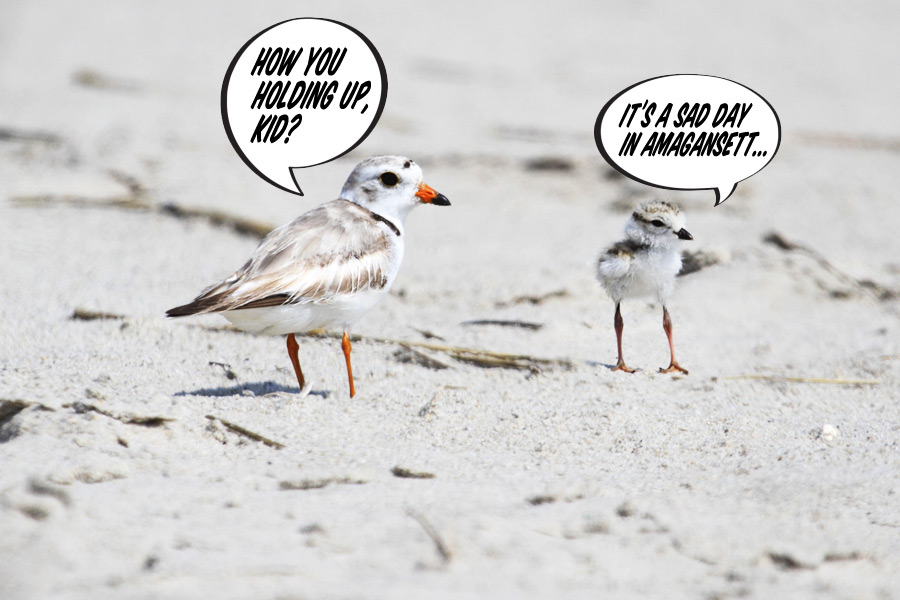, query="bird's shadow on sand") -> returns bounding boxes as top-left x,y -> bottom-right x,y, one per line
586,360 -> 616,370
175,381 -> 330,399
